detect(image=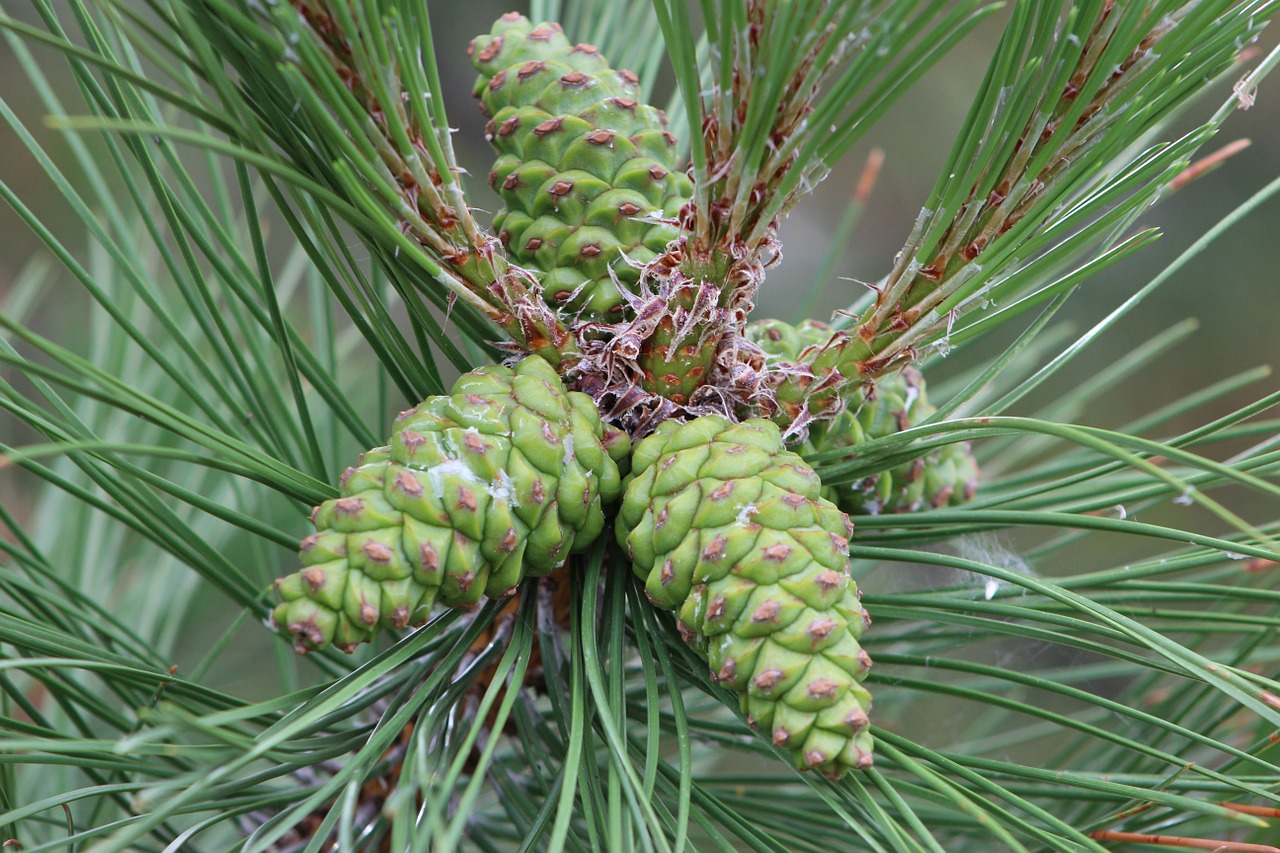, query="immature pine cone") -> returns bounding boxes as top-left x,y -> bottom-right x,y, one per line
748,319 -> 979,515
617,416 -> 874,777
469,13 -> 690,322
274,356 -> 628,652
